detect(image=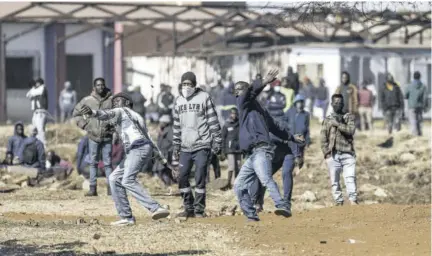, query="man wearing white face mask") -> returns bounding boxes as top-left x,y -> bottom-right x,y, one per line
266,80 -> 287,119
172,71 -> 222,219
